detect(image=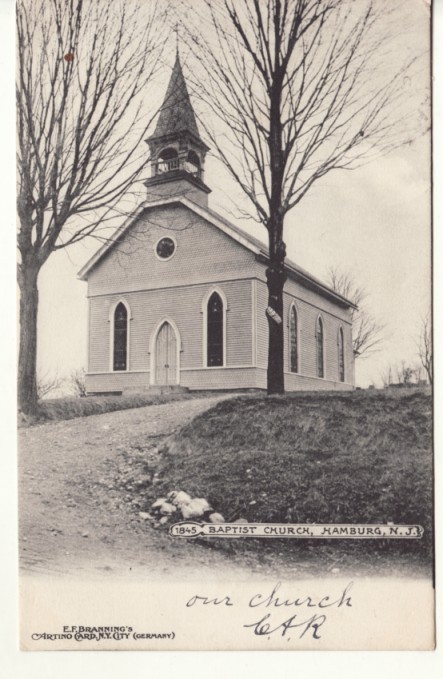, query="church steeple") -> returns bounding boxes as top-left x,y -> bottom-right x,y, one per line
145,50 -> 211,206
